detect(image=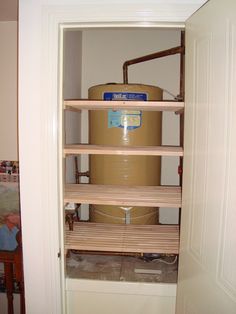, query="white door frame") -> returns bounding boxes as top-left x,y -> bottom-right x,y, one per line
18,1 -> 205,313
